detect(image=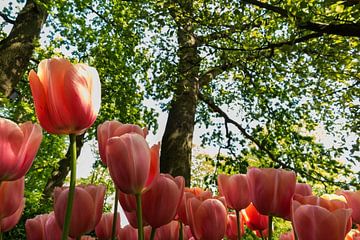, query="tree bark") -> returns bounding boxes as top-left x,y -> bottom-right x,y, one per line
0,0 -> 47,97
160,1 -> 200,186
